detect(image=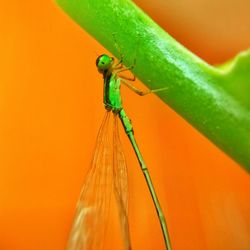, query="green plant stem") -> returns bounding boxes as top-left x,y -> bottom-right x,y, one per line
56,0 -> 250,171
